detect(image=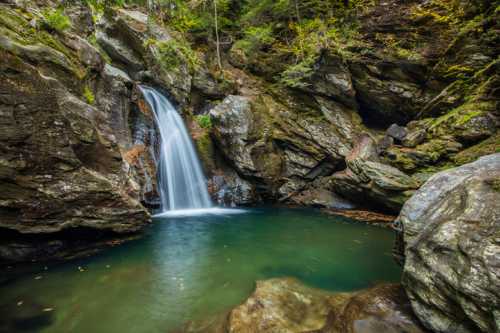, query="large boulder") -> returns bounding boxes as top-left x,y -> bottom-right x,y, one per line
397,154 -> 500,333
